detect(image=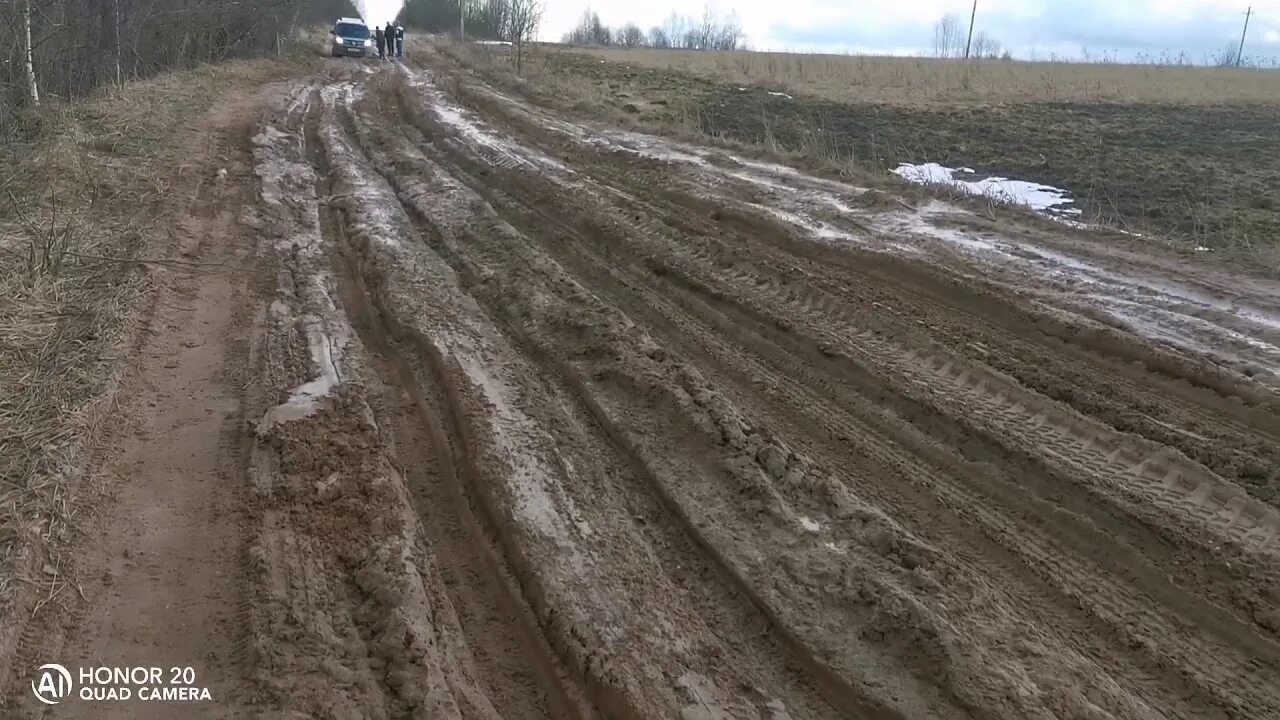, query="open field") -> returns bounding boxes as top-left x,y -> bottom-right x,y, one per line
1,38 -> 1279,719
451,44 -> 1280,263
575,47 -> 1280,105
